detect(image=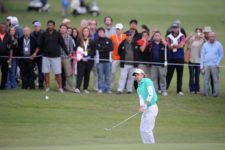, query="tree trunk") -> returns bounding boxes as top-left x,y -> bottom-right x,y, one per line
0,0 -> 6,13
